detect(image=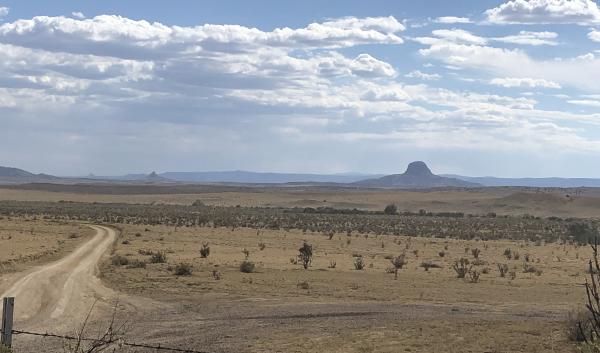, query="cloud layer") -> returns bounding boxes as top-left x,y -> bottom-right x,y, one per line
0,7 -> 599,176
